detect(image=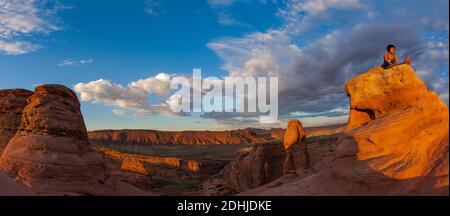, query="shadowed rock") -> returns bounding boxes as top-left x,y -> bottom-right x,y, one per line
0,89 -> 33,155
0,84 -> 153,195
